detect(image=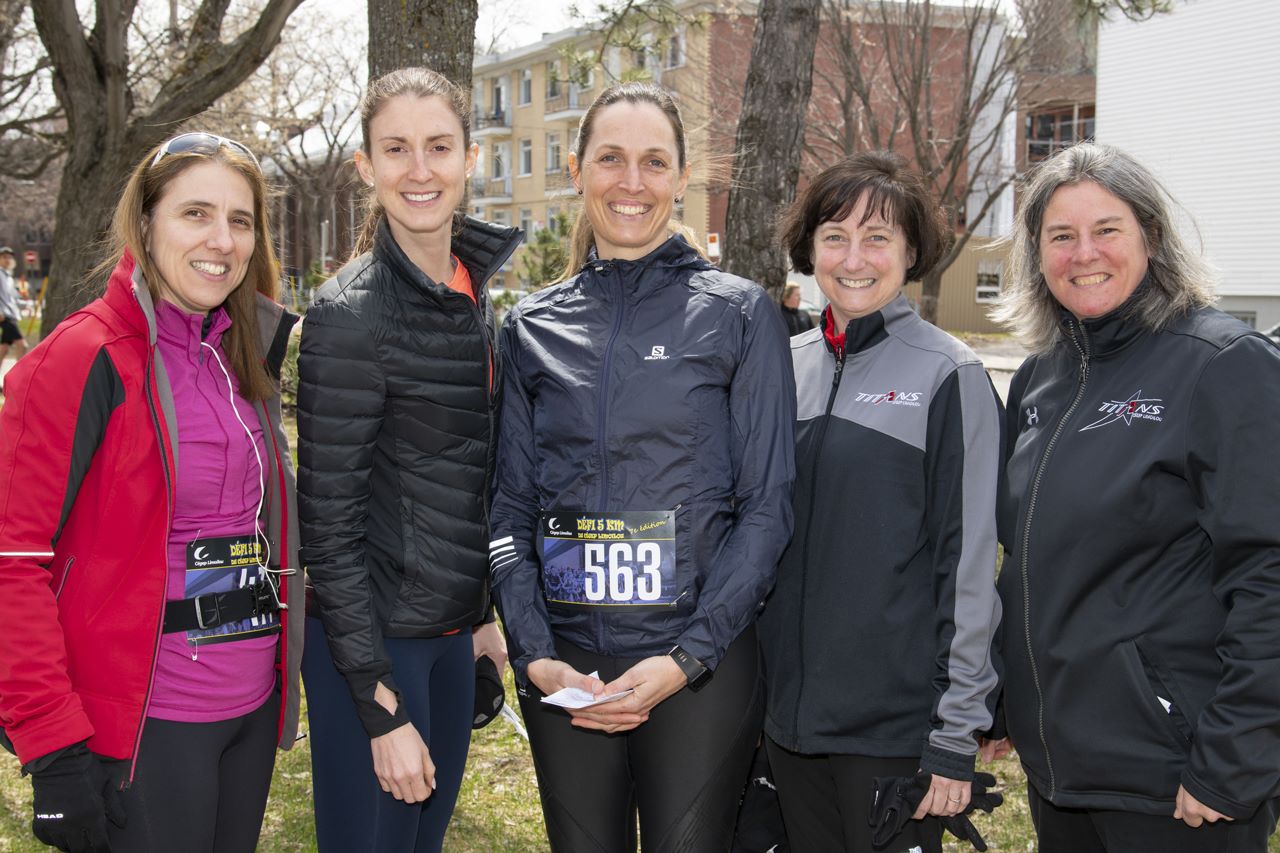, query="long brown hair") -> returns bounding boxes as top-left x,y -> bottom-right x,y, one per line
101,139 -> 280,402
352,67 -> 472,257
561,82 -> 694,280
